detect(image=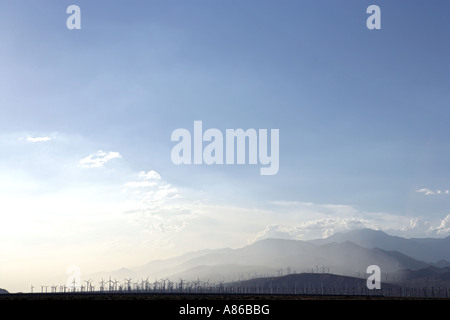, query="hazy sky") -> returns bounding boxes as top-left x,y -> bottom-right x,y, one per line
1,0 -> 450,292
